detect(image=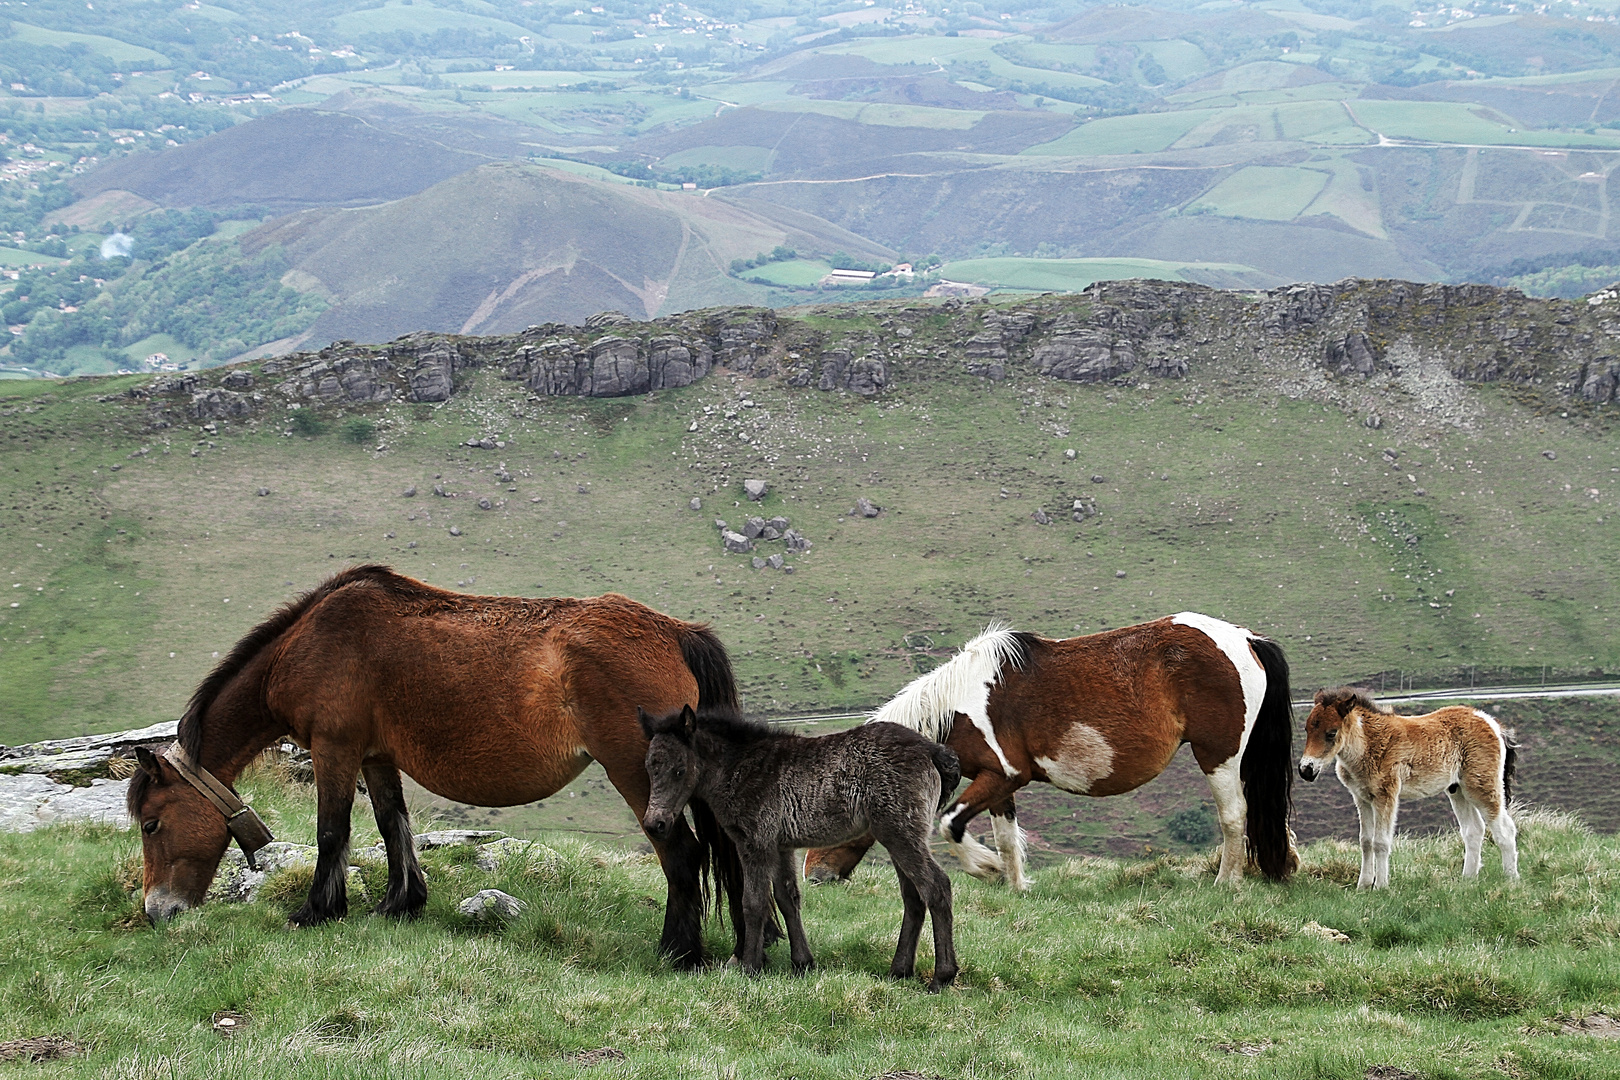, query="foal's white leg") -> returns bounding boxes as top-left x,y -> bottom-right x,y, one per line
1351,792 -> 1378,889
991,813 -> 1029,892
1204,757 -> 1247,885
1488,809 -> 1519,880
940,805 -> 1004,880
1448,789 -> 1487,877
1371,794 -> 1400,889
